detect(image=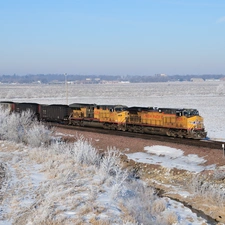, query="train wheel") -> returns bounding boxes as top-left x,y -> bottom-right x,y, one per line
103,123 -> 110,129
127,126 -> 135,132
177,130 -> 184,138
137,126 -> 143,133
72,120 -> 78,126
127,126 -> 132,132
167,129 -> 176,137
166,130 -> 172,137
121,126 -> 126,131
111,124 -> 117,130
